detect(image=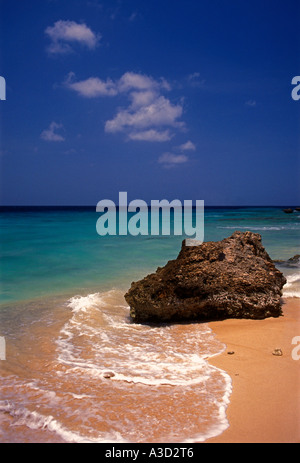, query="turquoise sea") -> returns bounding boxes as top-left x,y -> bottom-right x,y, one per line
1,206 -> 299,305
0,206 -> 299,443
